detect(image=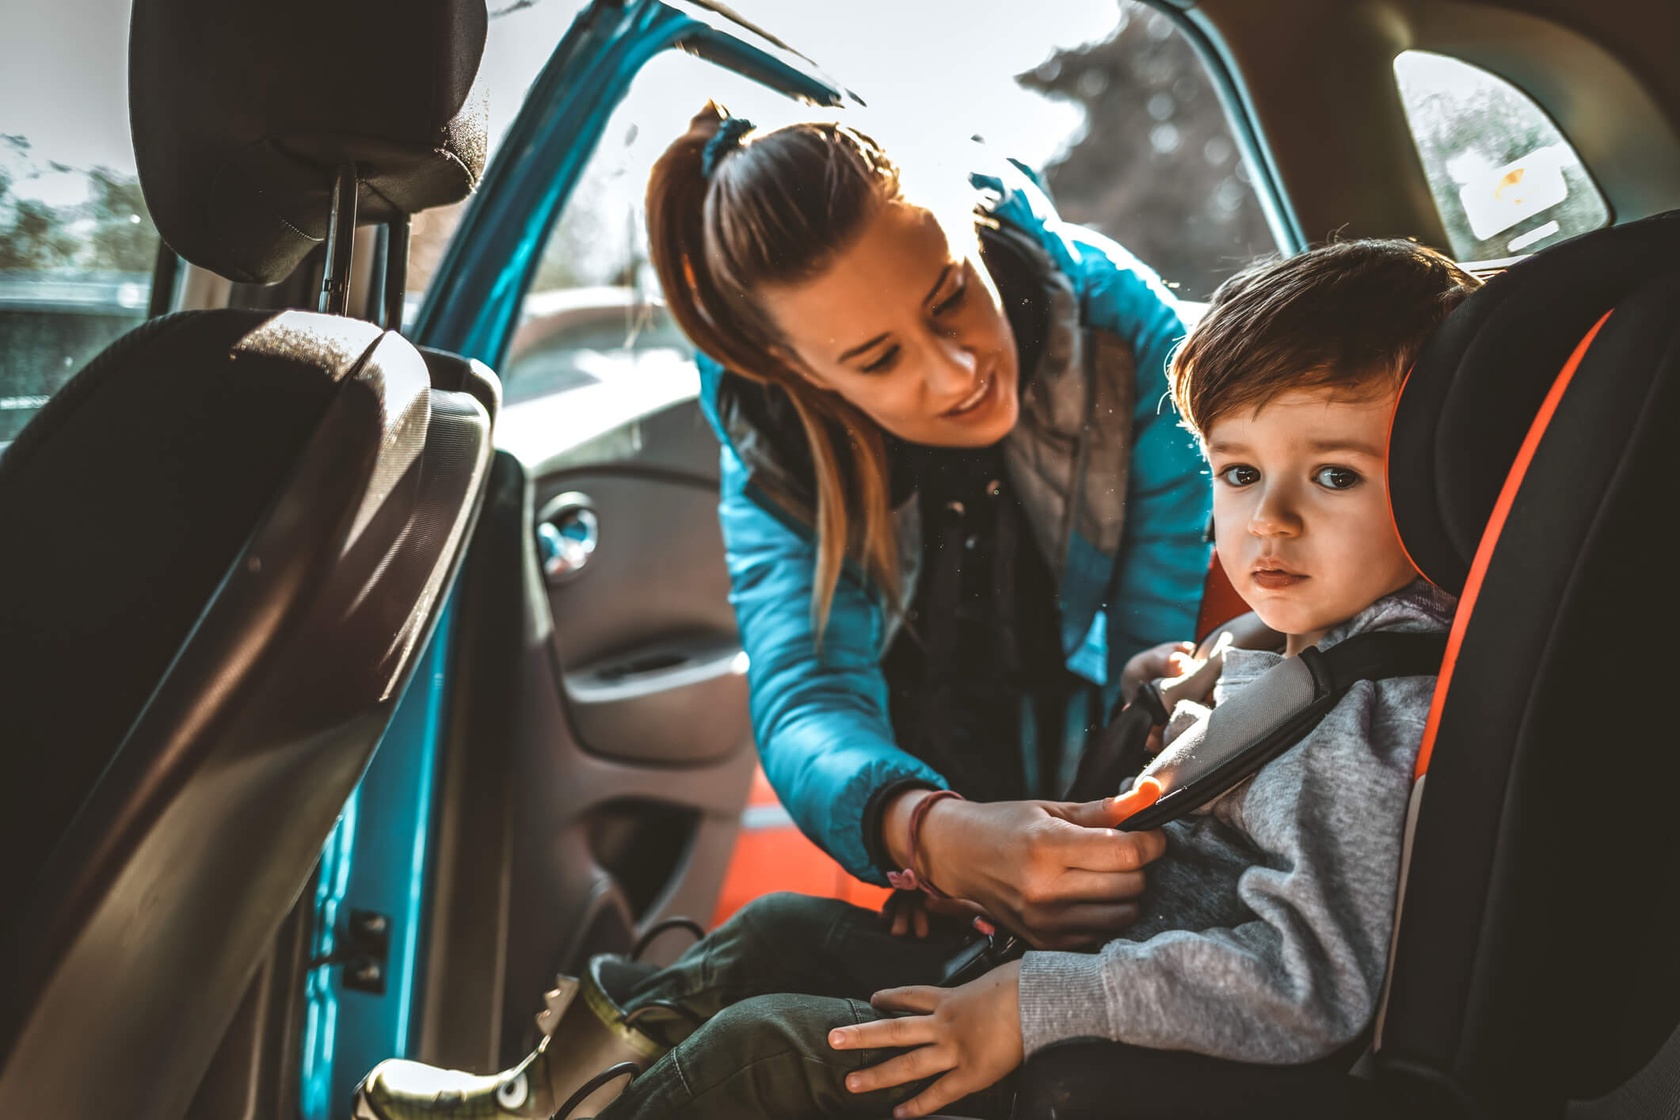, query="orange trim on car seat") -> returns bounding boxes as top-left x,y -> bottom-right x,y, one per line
1387,364 -> 1429,587
1195,553 -> 1249,643
1412,312 -> 1611,779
